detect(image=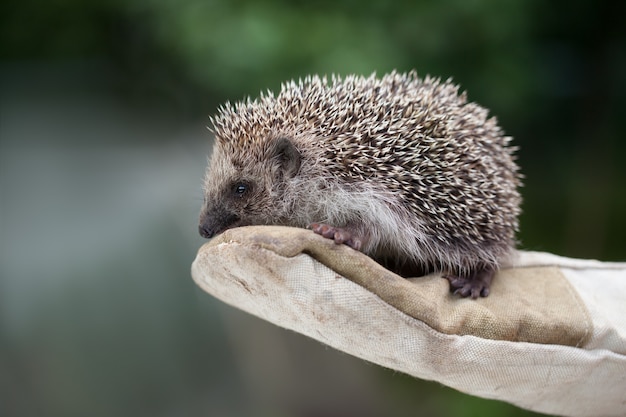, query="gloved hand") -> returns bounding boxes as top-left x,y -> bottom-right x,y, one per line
191,226 -> 626,417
